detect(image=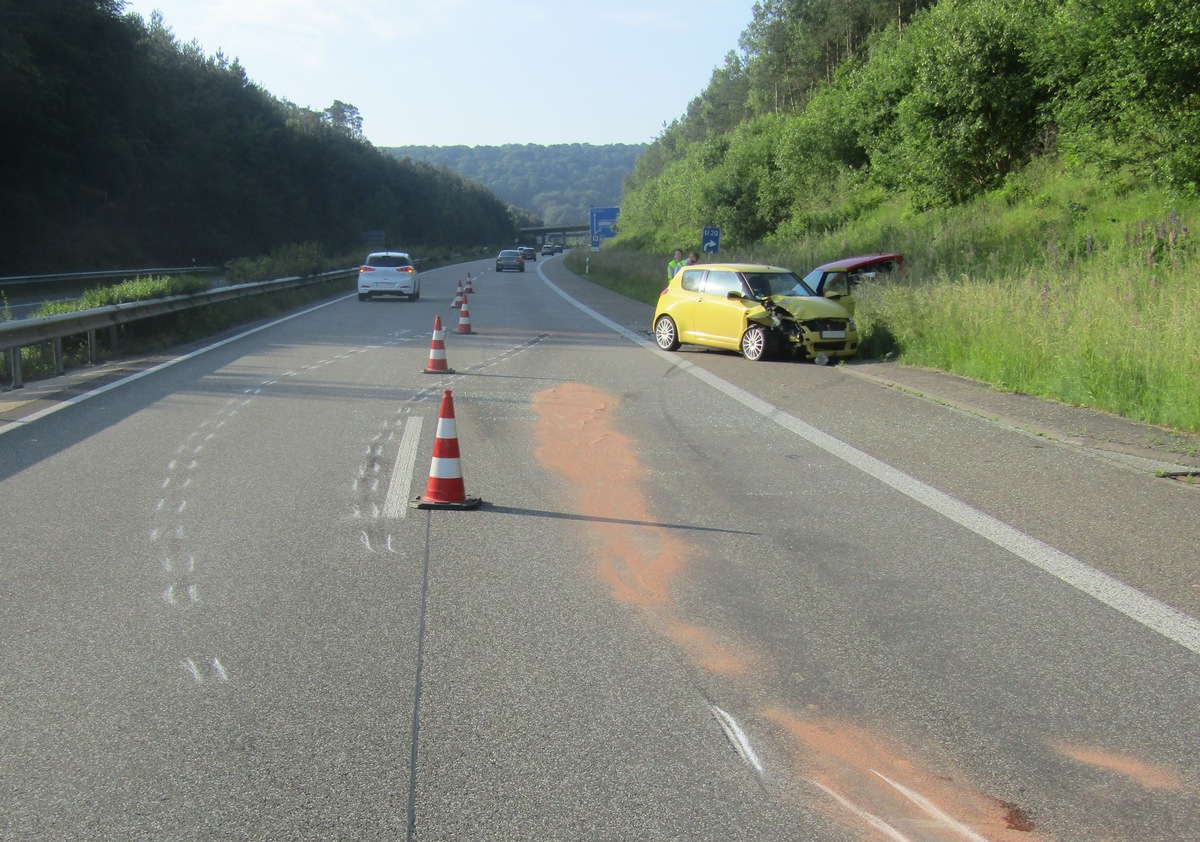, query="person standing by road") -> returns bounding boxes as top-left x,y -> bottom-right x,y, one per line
667,249 -> 686,279
686,251 -> 700,266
